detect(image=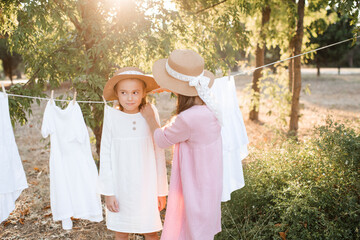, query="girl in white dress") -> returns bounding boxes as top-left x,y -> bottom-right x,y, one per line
98,67 -> 168,240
